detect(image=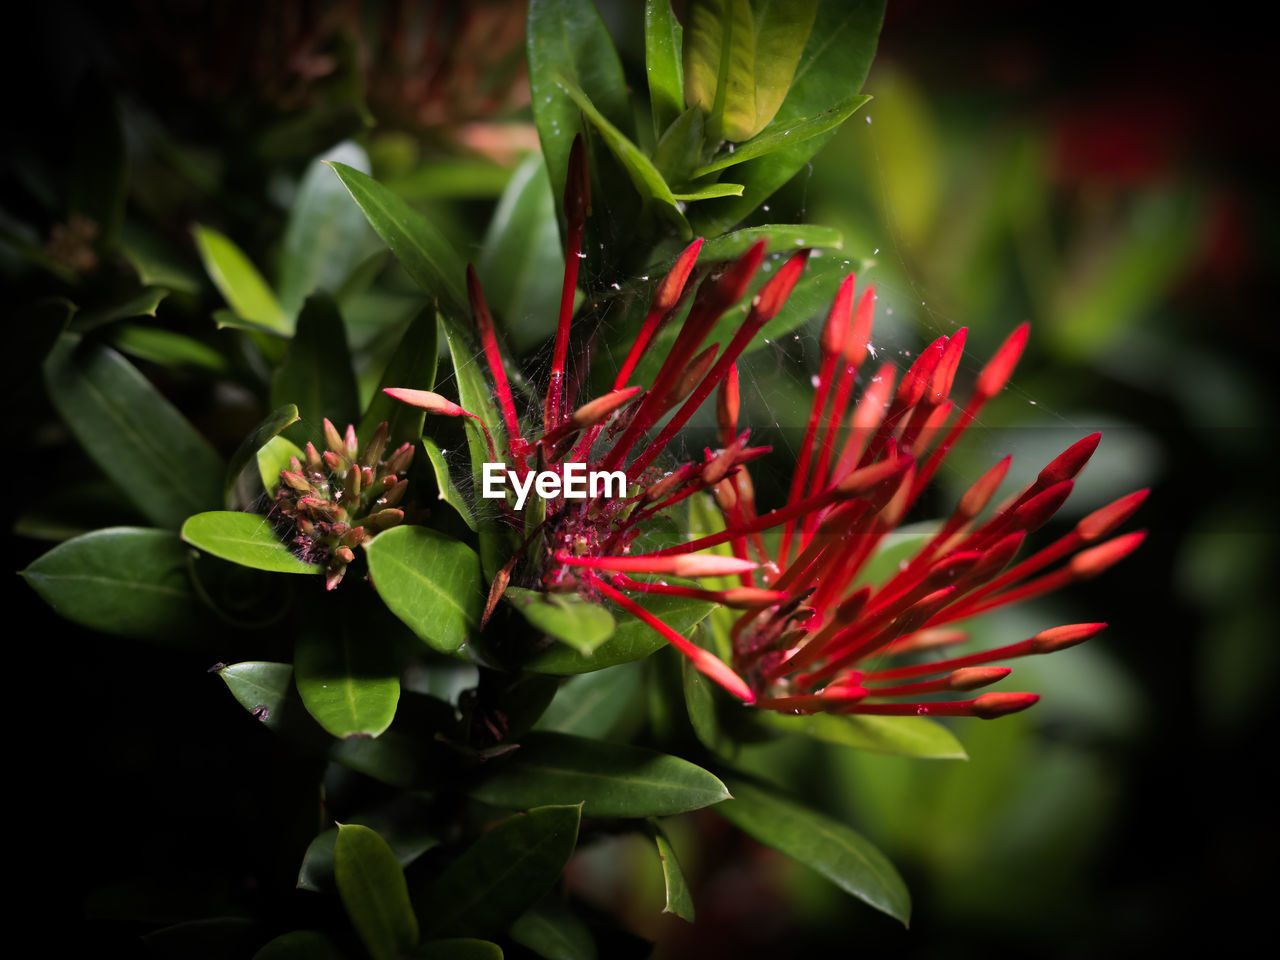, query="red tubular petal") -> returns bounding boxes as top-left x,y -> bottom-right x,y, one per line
844,285 -> 876,368
1070,530 -> 1147,578
970,691 -> 1041,719
931,327 -> 967,403
1039,432 -> 1101,486
1077,488 -> 1150,540
718,364 -> 740,446
974,322 -> 1030,399
820,274 -> 856,356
